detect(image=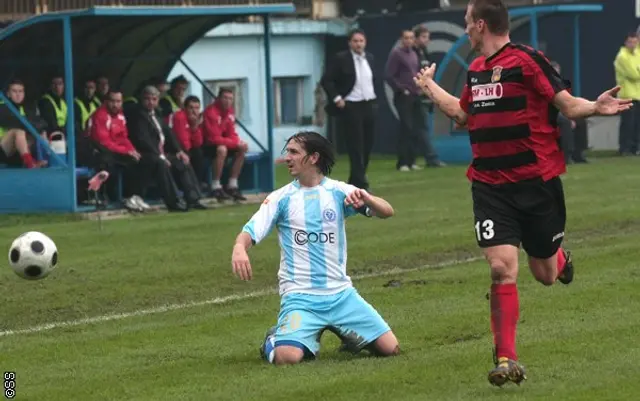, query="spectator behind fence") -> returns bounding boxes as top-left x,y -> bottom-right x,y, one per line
87,89 -> 150,212
320,28 -> 377,191
412,24 -> 445,168
126,85 -> 207,212
614,32 -> 640,156
38,74 -> 67,137
202,87 -> 248,202
0,79 -> 48,168
159,75 -> 188,120
169,95 -> 207,188
386,29 -> 422,172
